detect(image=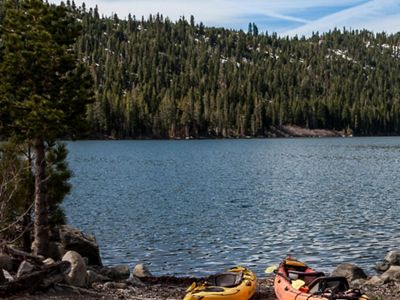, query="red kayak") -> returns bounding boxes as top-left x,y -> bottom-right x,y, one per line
273,258 -> 368,300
